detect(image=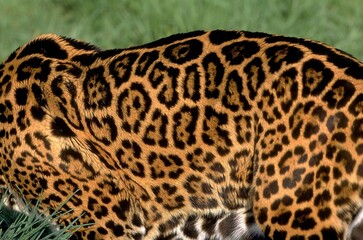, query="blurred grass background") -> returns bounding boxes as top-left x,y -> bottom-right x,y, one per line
0,0 -> 362,61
